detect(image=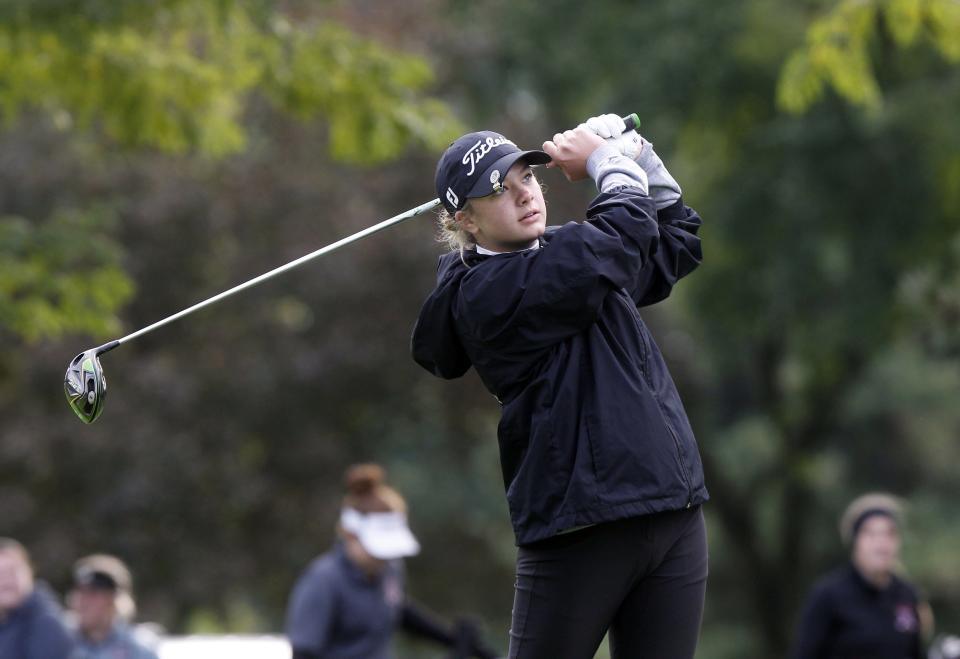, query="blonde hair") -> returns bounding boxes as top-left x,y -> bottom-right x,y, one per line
437,204 -> 475,252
